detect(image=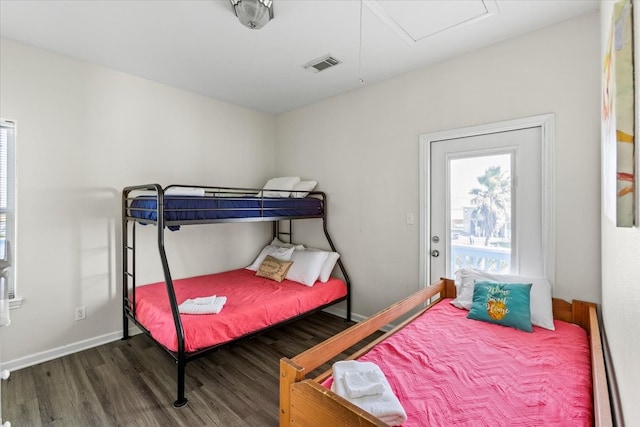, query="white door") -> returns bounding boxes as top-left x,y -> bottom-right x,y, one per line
420,115 -> 554,286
